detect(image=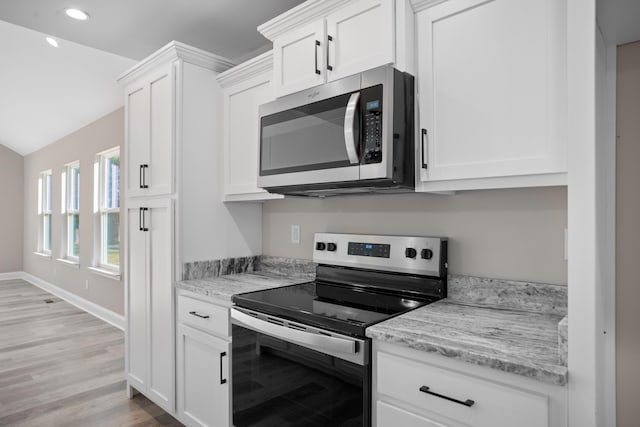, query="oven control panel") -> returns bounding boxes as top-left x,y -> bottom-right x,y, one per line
313,233 -> 447,277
